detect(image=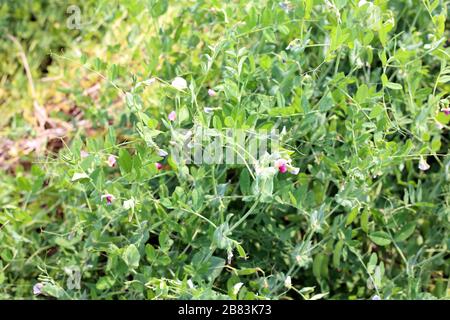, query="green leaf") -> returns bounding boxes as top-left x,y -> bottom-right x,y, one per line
118,149 -> 133,174
147,0 -> 168,18
333,240 -> 344,269
206,256 -> 225,282
239,169 -> 251,195
178,106 -> 190,123
385,82 -> 402,90
108,64 -> 119,80
213,223 -> 231,249
310,292 -> 329,300
159,230 -> 173,251
381,73 -> 389,86
379,50 -> 387,66
345,207 -> 359,226
369,104 -> 384,119
360,209 -> 370,233
369,231 -> 391,246
123,244 -> 140,269
355,84 -> 369,104
0,249 -> 13,262
236,267 -> 261,276
395,222 -> 416,242
96,276 -> 115,291
145,244 -> 156,263
368,253 -> 378,273
71,172 -> 89,182
42,284 -> 65,299
438,75 -> 450,83
236,244 -> 247,259
318,92 -> 334,112
313,254 -> 324,280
